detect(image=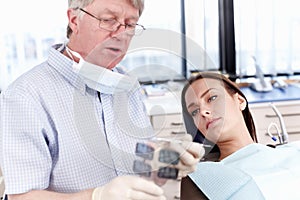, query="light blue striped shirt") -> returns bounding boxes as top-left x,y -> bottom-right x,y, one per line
0,44 -> 154,194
